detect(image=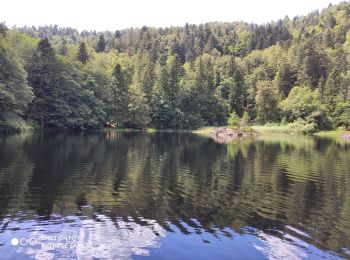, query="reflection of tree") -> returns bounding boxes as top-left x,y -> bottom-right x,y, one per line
0,133 -> 34,216
0,132 -> 350,257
